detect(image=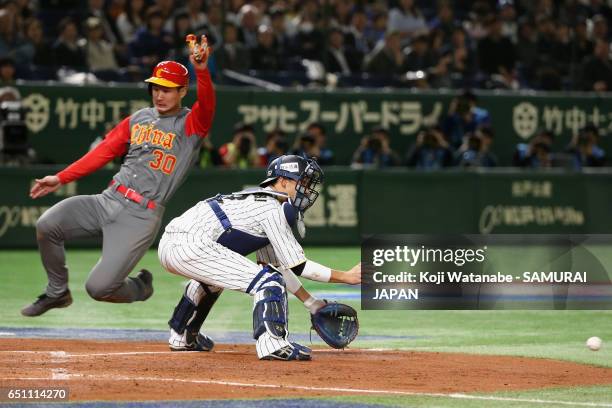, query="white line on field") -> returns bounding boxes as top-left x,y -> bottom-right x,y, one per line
1,373 -> 611,407
0,332 -> 15,336
0,348 -> 392,357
